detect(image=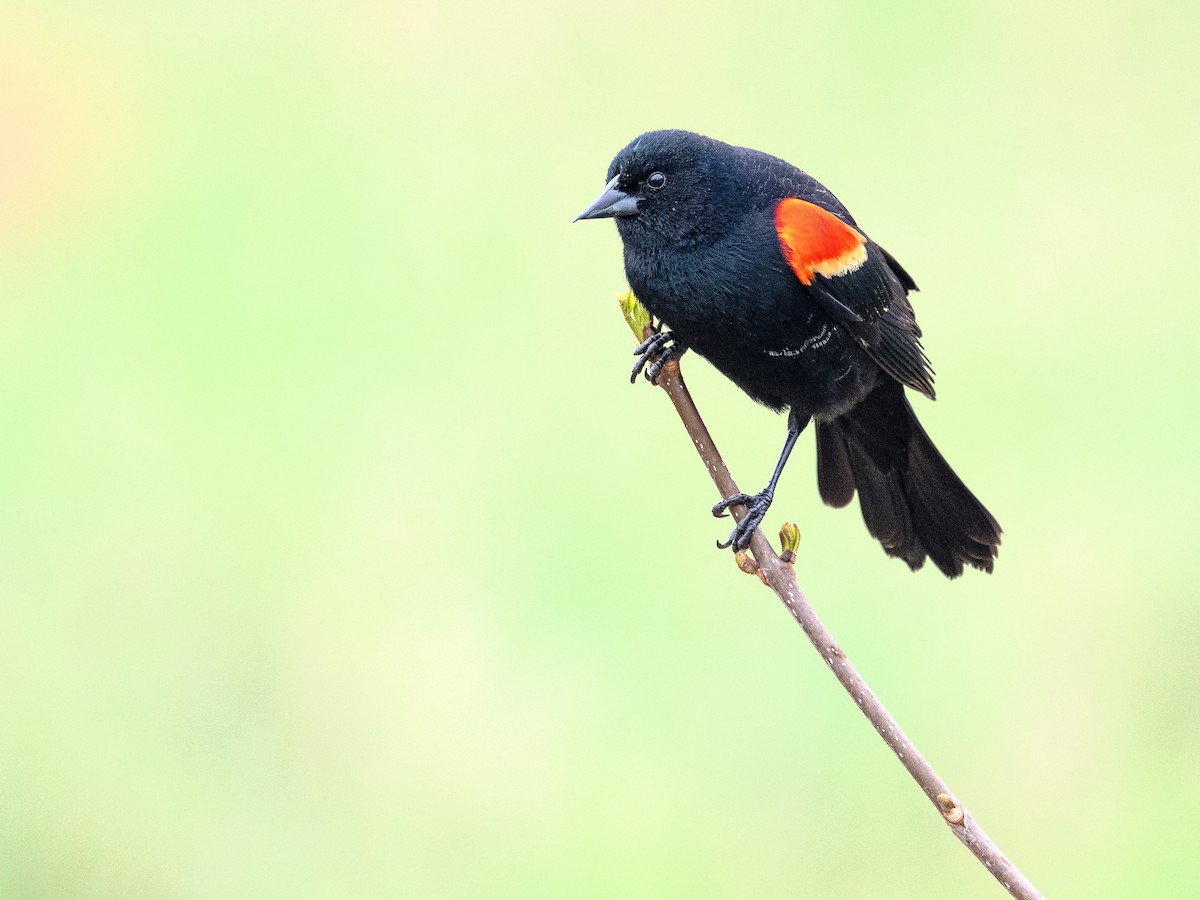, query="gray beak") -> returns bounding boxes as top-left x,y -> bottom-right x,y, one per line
574,176 -> 642,222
